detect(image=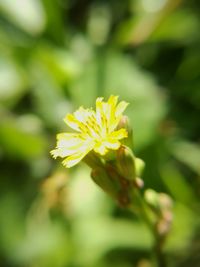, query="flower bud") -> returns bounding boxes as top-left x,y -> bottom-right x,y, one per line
134,177 -> 144,189
135,158 -> 145,177
144,190 -> 173,235
144,189 -> 160,210
90,167 -> 119,198
84,152 -> 103,169
116,145 -> 136,180
159,193 -> 173,211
